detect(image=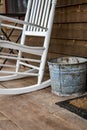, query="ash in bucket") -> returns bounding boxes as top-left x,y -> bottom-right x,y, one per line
48,57 -> 87,96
